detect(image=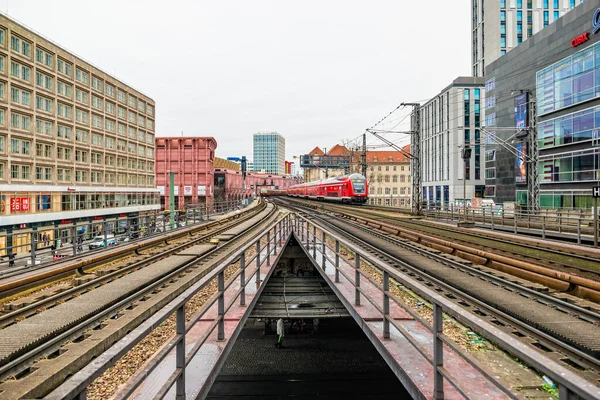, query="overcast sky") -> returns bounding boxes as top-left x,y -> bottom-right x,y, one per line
6,0 -> 471,161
